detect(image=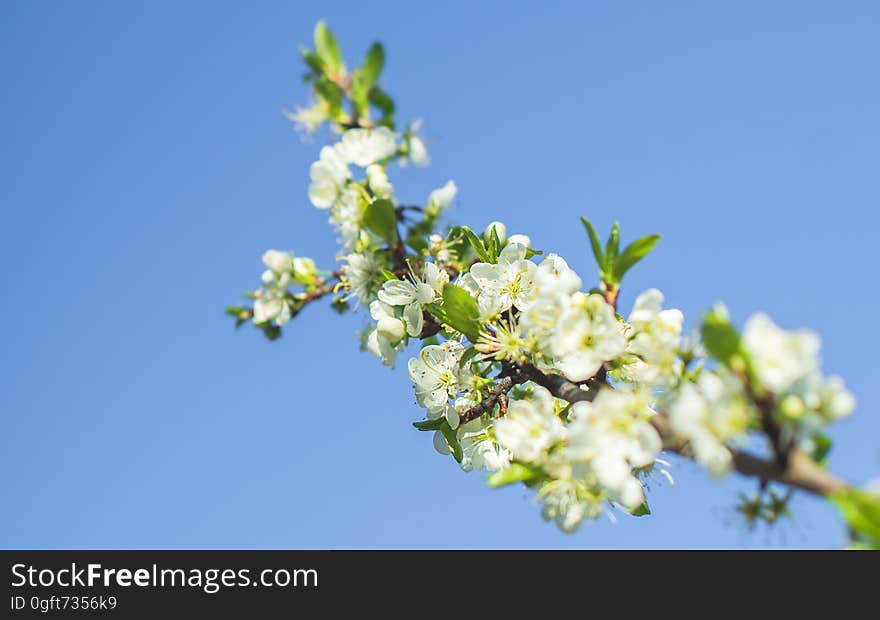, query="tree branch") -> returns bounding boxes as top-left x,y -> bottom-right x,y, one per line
459,376 -> 518,424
